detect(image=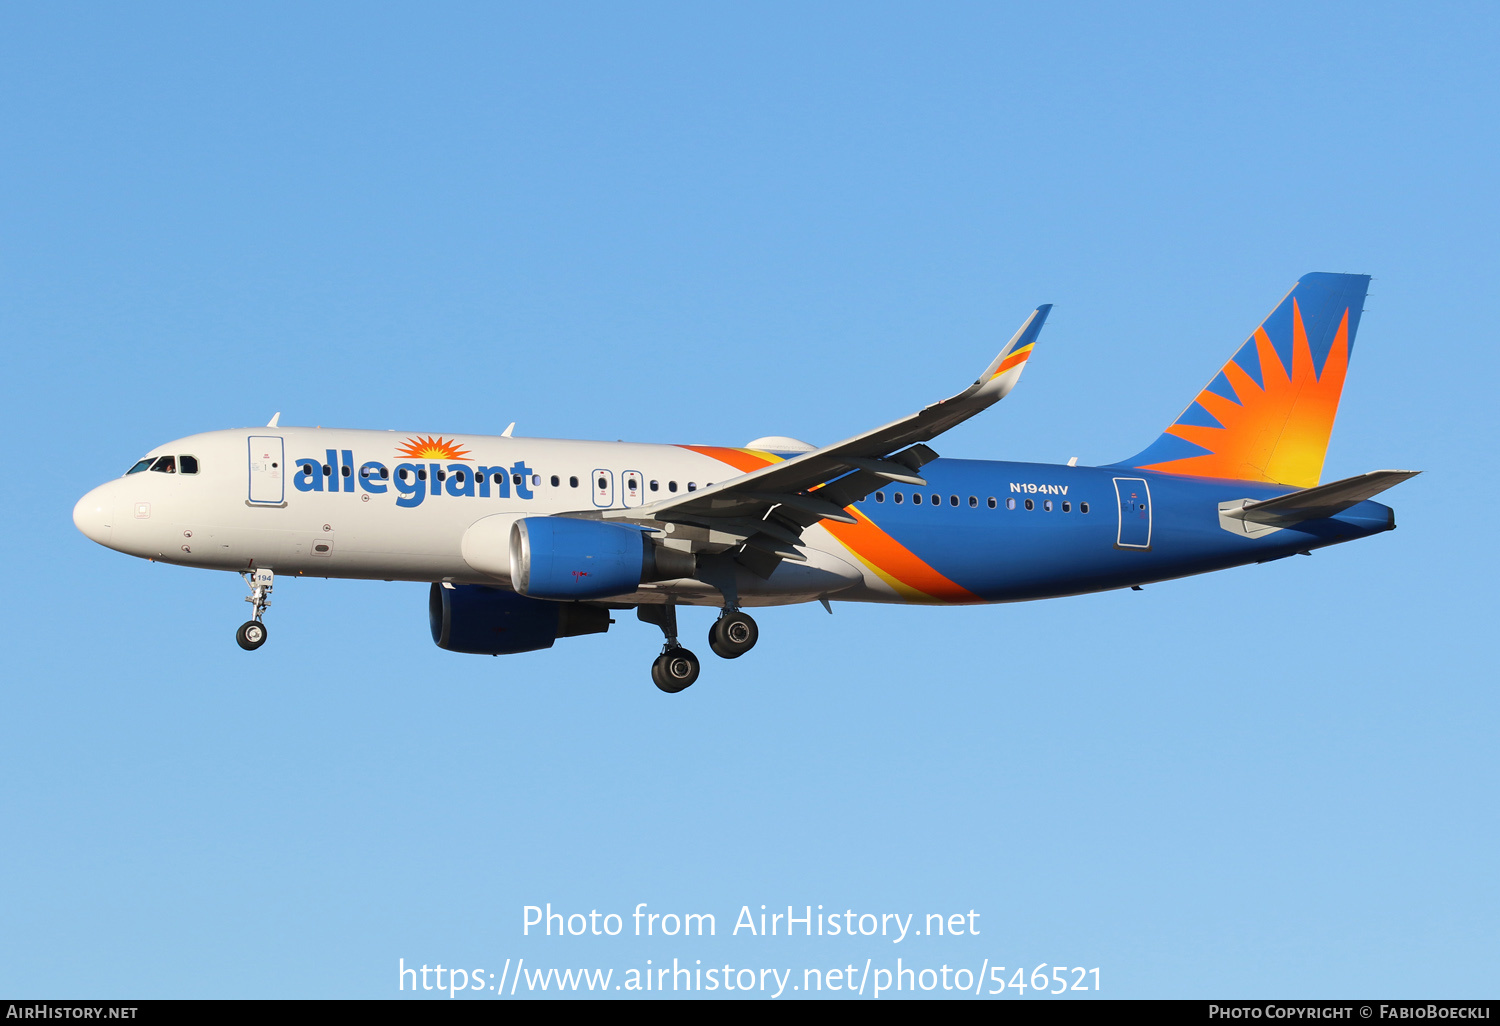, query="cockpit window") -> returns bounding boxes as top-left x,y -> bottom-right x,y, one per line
126,458 -> 153,475
179,455 -> 199,474
149,456 -> 177,474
